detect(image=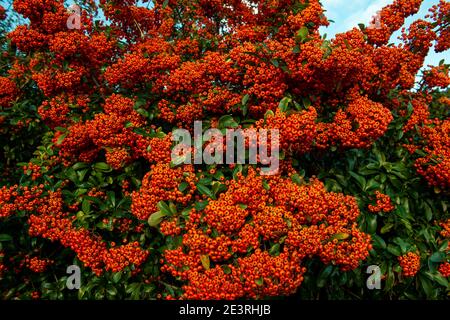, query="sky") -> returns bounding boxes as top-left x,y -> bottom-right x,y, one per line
1,0 -> 449,68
